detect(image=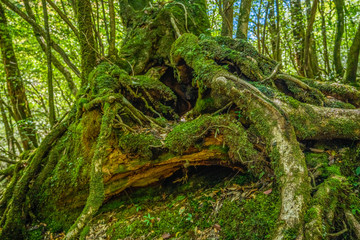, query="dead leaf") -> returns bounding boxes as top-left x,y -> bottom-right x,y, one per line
263,189 -> 272,195
179,206 -> 185,215
213,224 -> 221,231
309,148 -> 324,153
162,233 -> 171,239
